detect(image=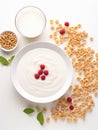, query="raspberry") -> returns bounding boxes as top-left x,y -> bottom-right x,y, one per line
59,29 -> 65,35
69,105 -> 74,110
38,69 -> 43,75
41,75 -> 46,80
64,21 -> 69,26
44,70 -> 49,75
40,64 -> 45,69
67,97 -> 72,103
34,73 -> 40,79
